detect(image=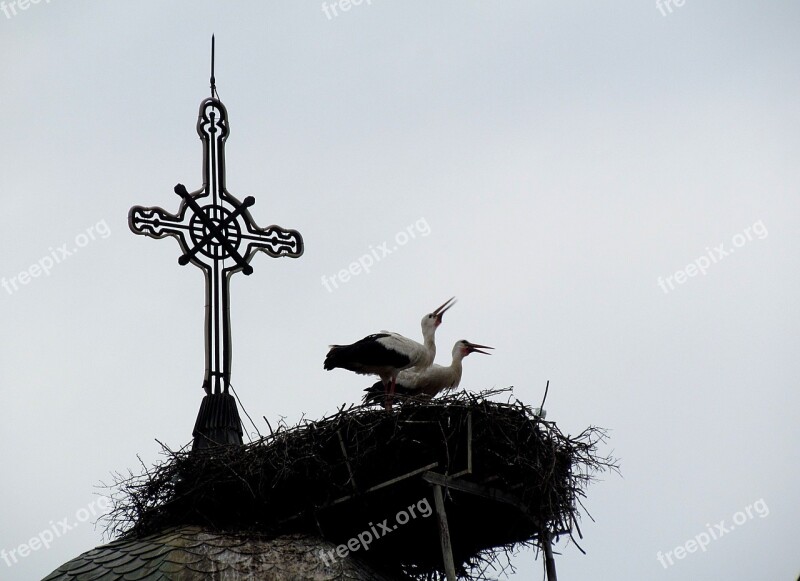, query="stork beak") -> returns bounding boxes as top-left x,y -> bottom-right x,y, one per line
432,296 -> 457,324
465,342 -> 493,355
